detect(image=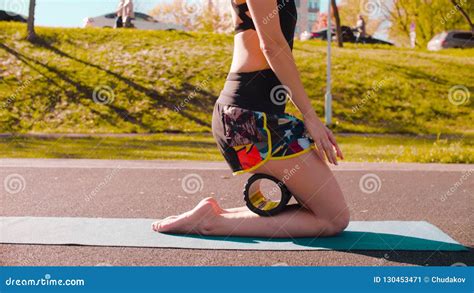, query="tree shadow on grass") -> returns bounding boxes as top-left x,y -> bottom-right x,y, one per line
35,40 -> 214,128
0,41 -> 213,131
0,42 -> 147,130
369,60 -> 450,85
